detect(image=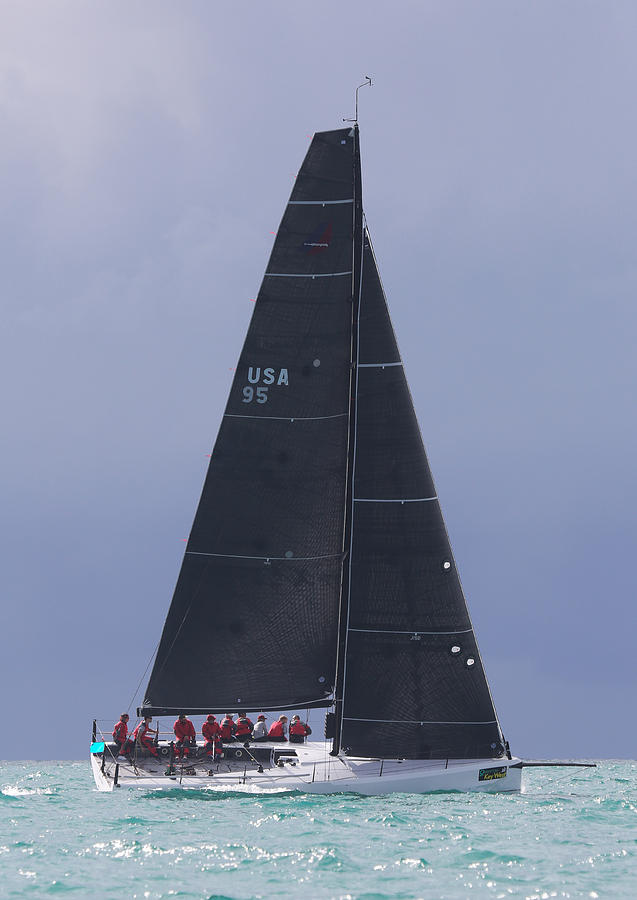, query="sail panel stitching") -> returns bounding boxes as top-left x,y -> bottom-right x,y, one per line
265,271 -> 352,278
